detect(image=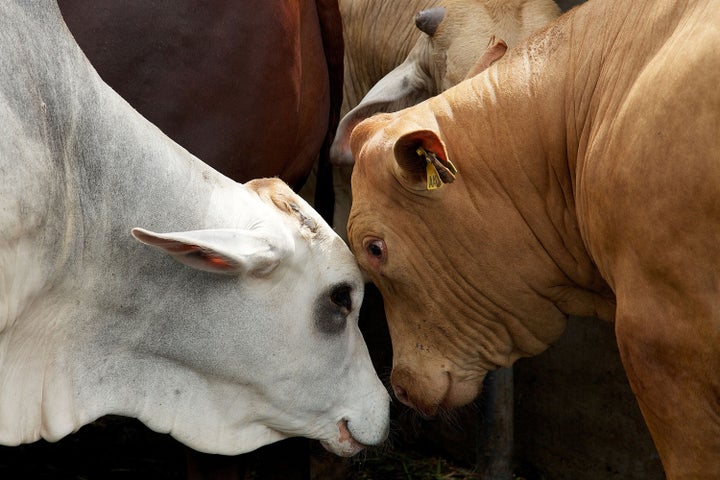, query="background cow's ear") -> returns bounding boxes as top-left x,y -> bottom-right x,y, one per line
393,129 -> 455,191
131,227 -> 290,277
331,55 -> 434,166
